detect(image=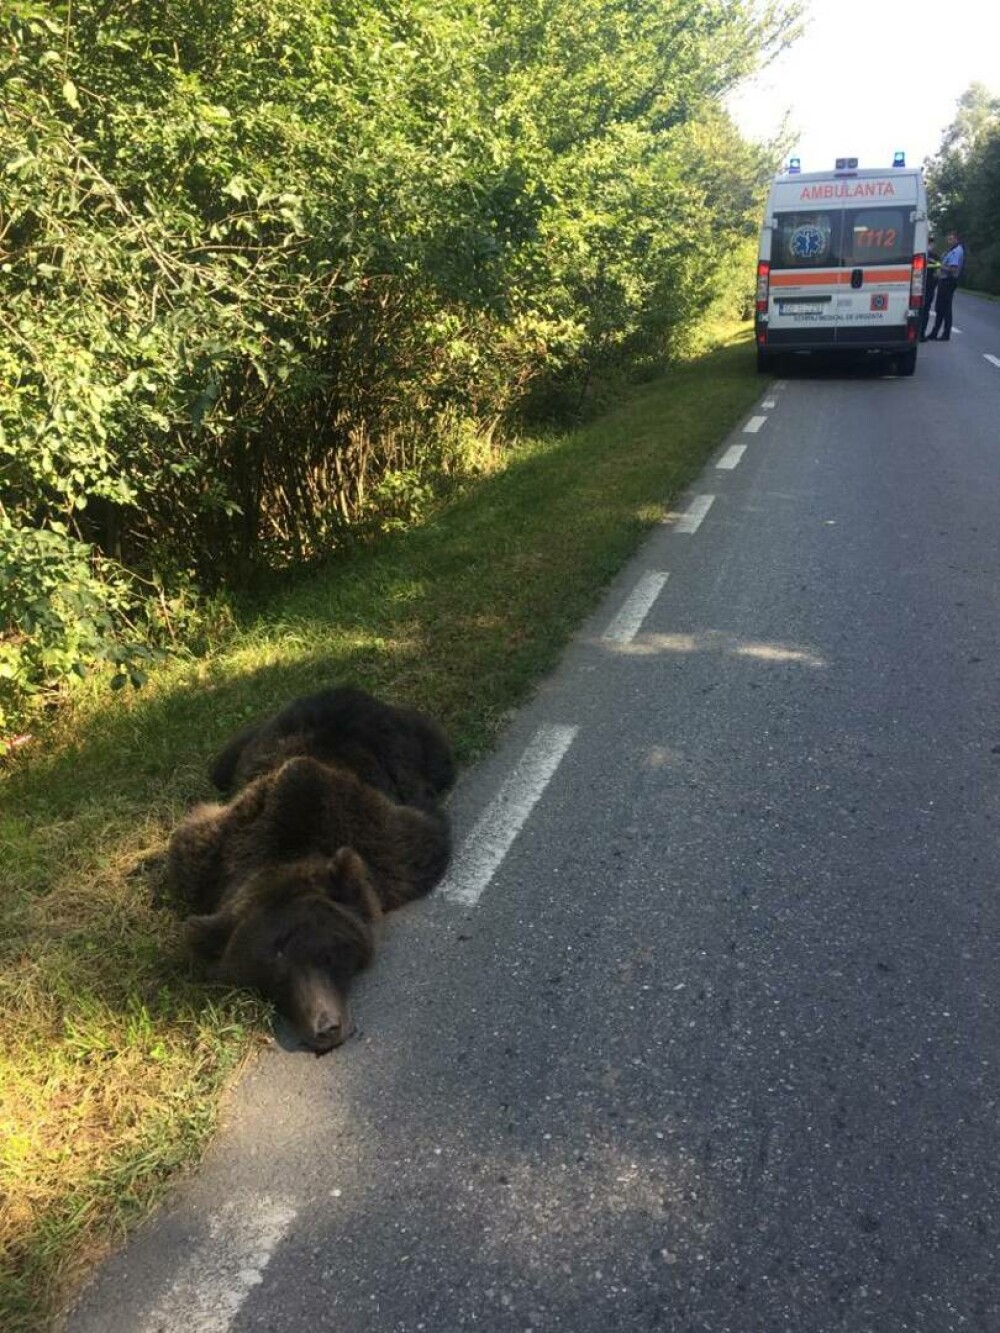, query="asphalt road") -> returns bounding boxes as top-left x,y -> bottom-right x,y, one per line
69,293 -> 1000,1333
